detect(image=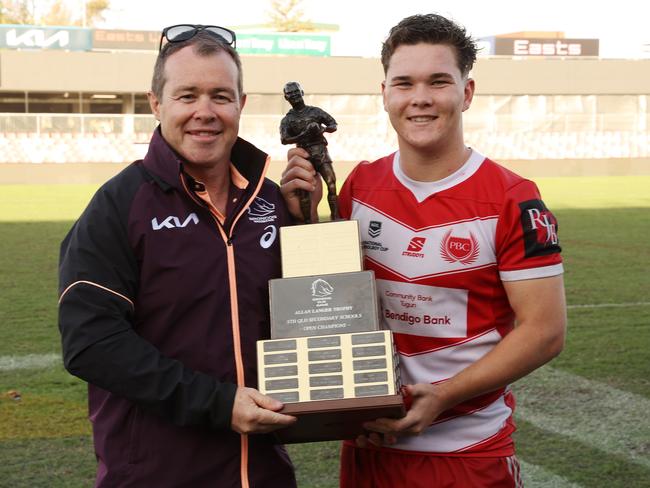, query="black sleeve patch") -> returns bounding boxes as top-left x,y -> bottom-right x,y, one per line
519,199 -> 562,258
